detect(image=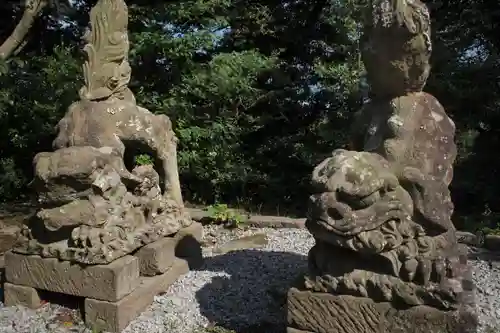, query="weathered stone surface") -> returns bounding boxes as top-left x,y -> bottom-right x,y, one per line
53,0 -> 182,207
188,207 -> 306,229
288,2 -> 477,331
287,287 -> 477,333
135,237 -> 177,276
11,0 -> 191,266
174,221 -> 203,269
287,328 -> 314,333
305,145 -> 462,309
135,221 -> 203,276
361,0 -> 431,98
351,92 -> 457,185
85,258 -> 189,333
302,2 -> 462,311
305,241 -> 469,310
457,231 -> 478,247
247,215 -> 305,229
213,233 -> 268,254
5,252 -> 139,301
13,146 -> 192,264
485,234 -> 500,251
176,219 -> 203,242
4,283 -> 43,309
0,225 -> 19,254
